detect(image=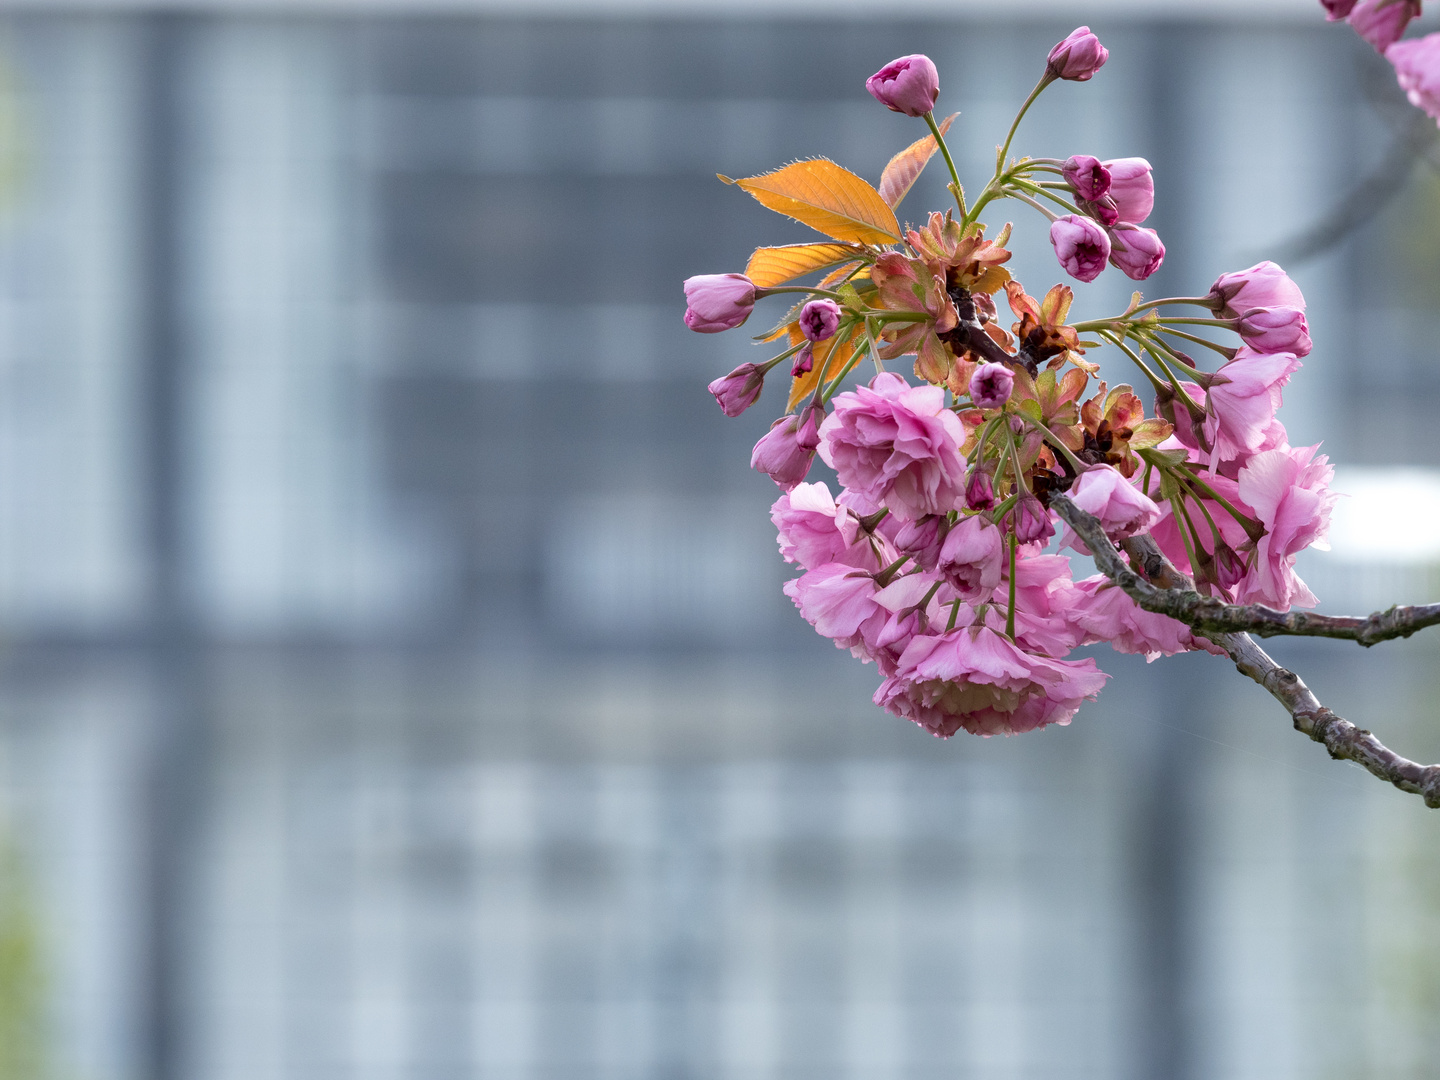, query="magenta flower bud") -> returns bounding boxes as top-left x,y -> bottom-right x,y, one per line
751,403 -> 825,491
1050,214 -> 1111,283
1208,261 -> 1306,319
1011,494 -> 1055,545
1062,155 -> 1111,201
1321,0 -> 1357,18
1389,33 -> 1440,126
799,298 -> 843,342
707,362 -> 766,417
1047,27 -> 1109,82
1101,157 -> 1154,224
965,465 -> 995,511
894,514 -> 949,572
1347,0 -> 1421,53
1237,307 -> 1312,358
684,273 -> 757,333
791,343 -> 814,377
865,54 -> 940,118
969,362 -> 1014,410
1107,225 -> 1165,281
1085,196 -> 1120,228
